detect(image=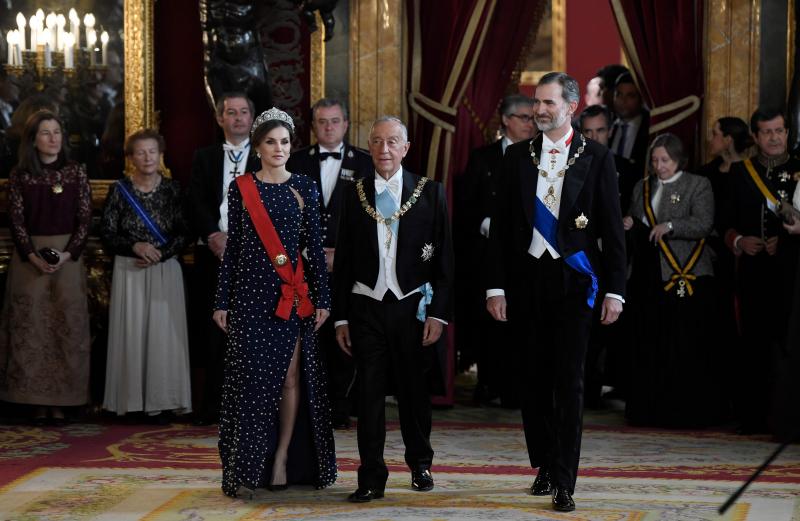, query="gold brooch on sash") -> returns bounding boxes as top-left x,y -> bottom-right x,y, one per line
575,213 -> 589,229
274,253 -> 288,266
52,183 -> 63,194
670,193 -> 680,204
